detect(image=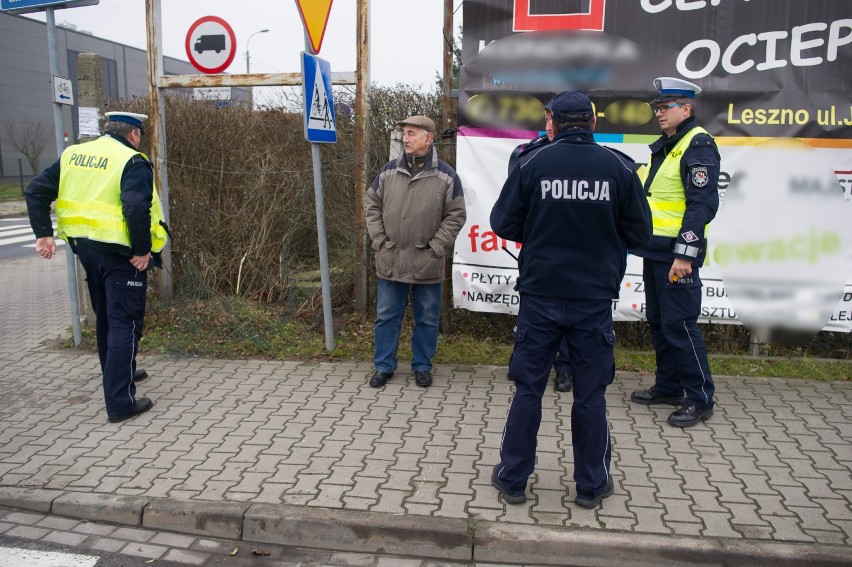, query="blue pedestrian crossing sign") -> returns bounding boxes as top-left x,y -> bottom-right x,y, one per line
301,52 -> 336,143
